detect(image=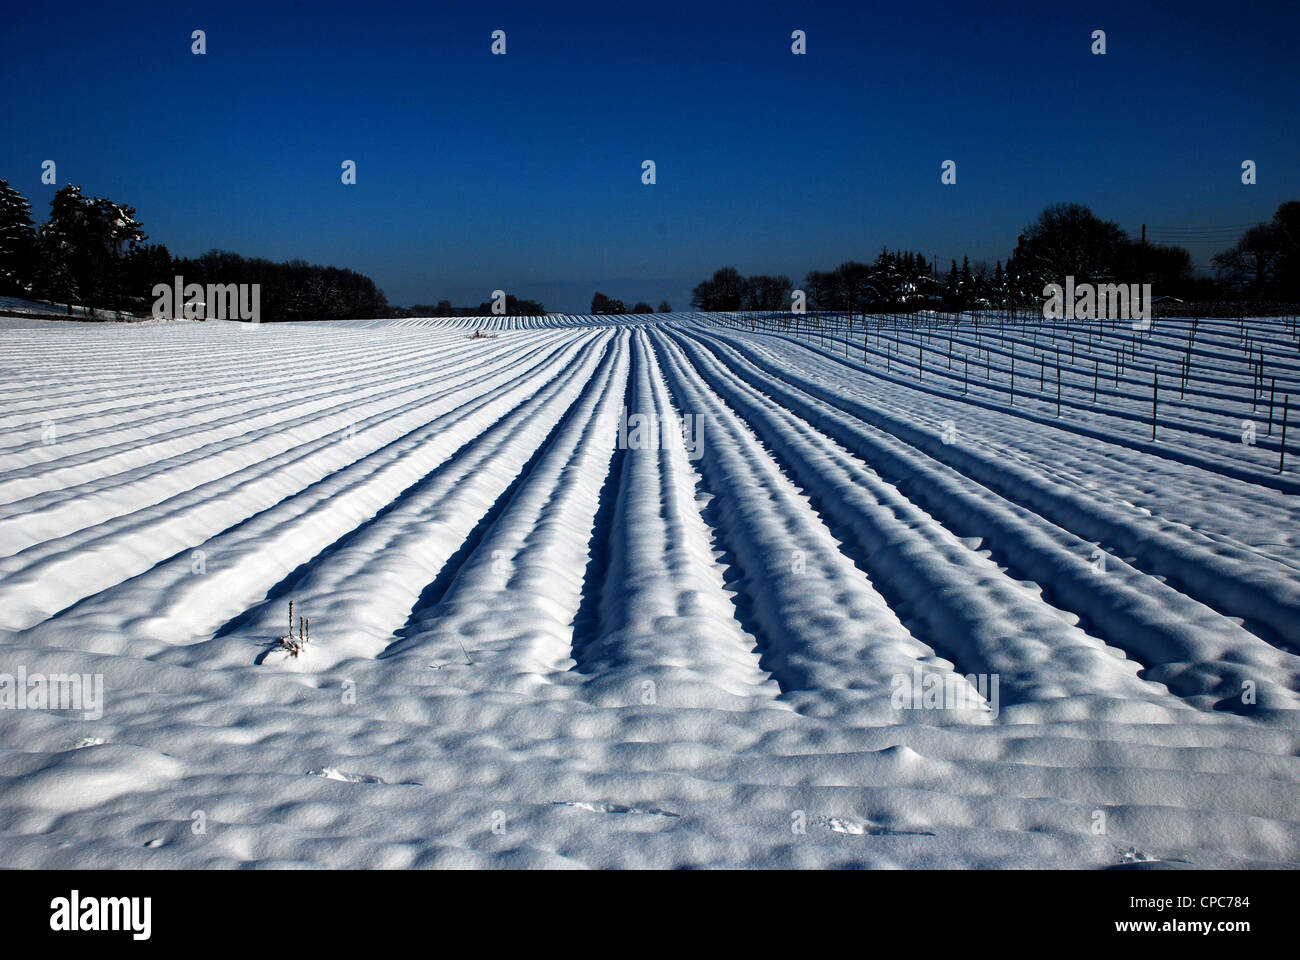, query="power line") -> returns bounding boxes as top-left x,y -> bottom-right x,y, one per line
1143,222 -> 1259,231
1147,230 -> 1249,237
1144,231 -> 1254,239
1147,234 -> 1248,242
